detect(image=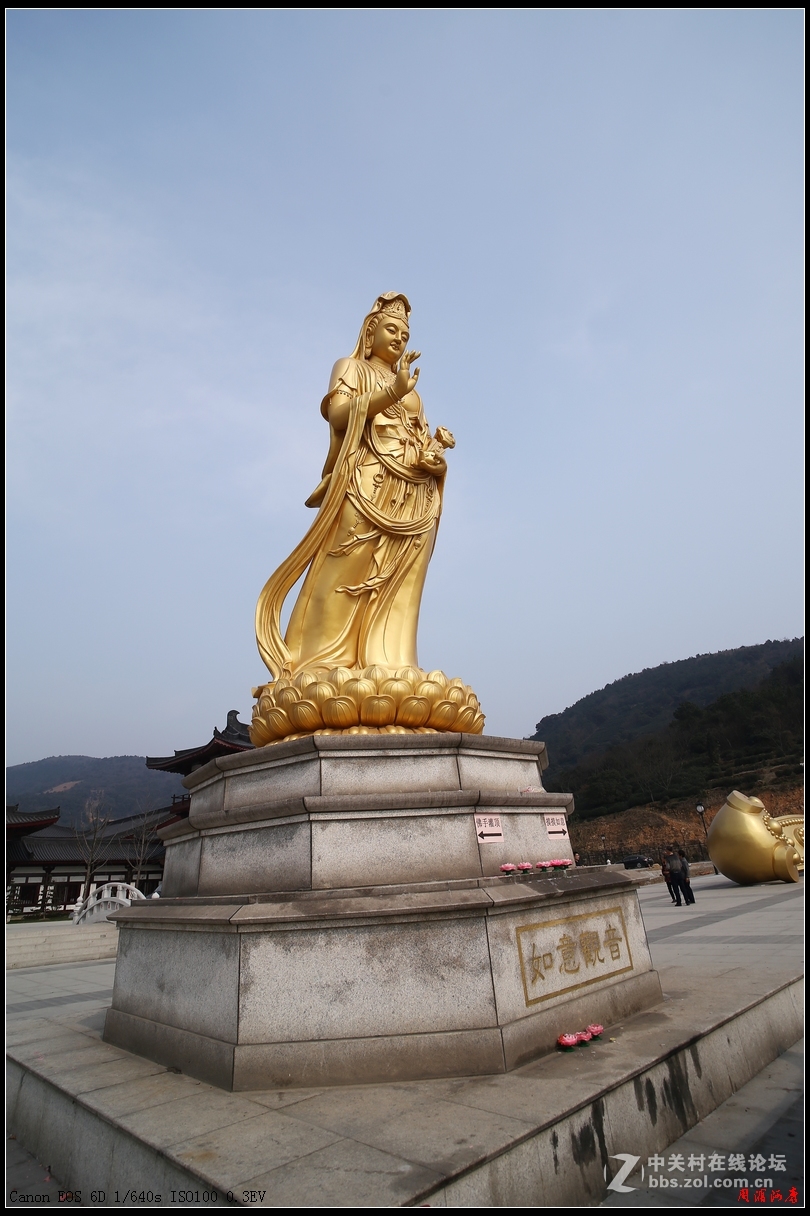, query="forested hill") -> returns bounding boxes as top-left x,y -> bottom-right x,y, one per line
543,655 -> 803,821
531,637 -> 803,776
5,755 -> 185,827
